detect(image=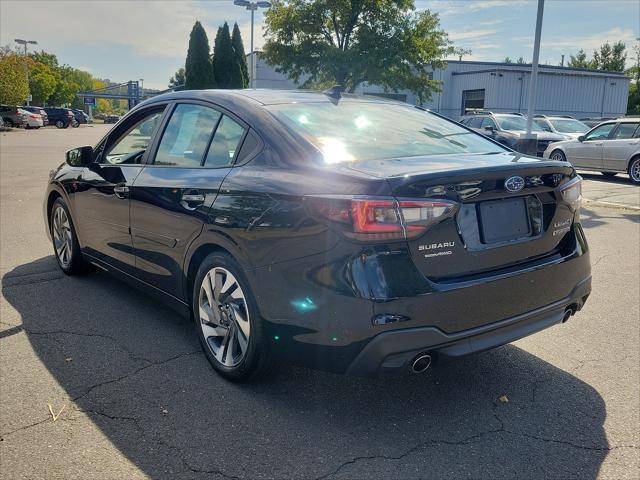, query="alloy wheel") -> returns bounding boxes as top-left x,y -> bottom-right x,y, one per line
52,205 -> 73,268
550,151 -> 565,161
630,158 -> 640,183
198,267 -> 251,367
